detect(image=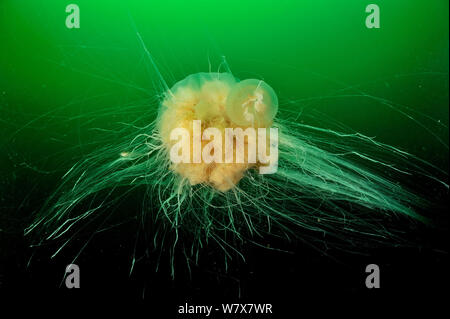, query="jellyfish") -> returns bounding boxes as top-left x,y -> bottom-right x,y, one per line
25,55 -> 447,277
158,72 -> 279,191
